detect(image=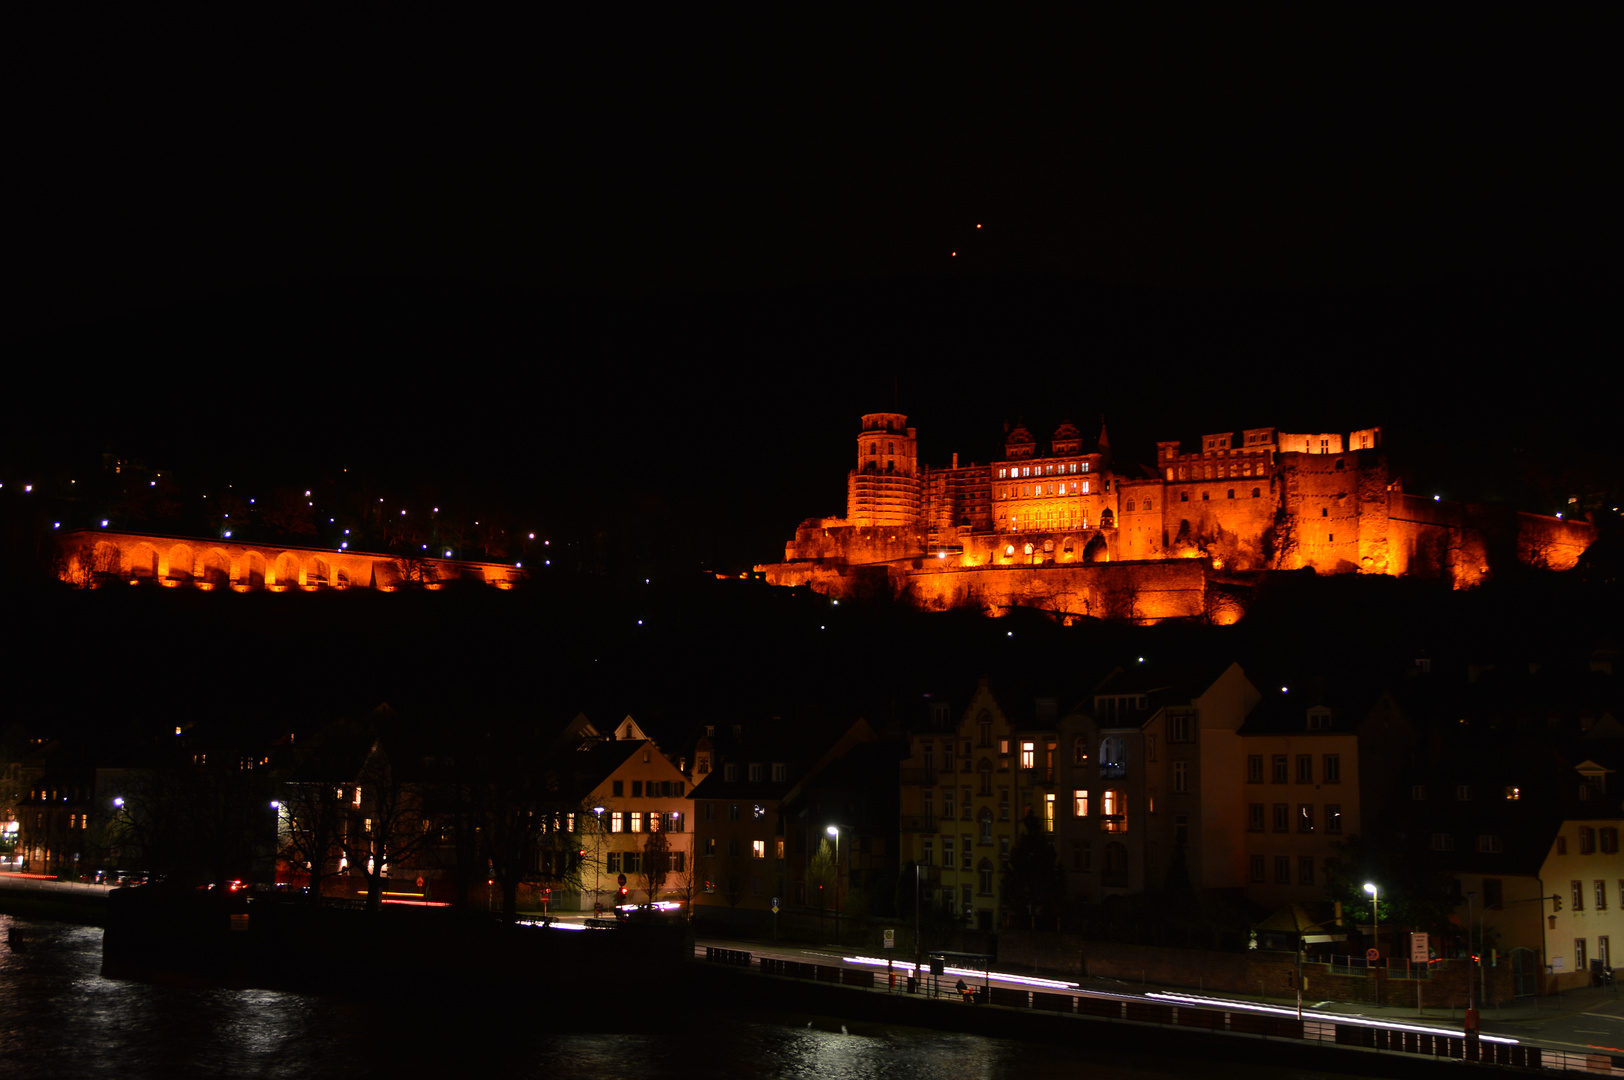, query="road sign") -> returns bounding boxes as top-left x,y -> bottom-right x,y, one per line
617,873 -> 627,886
1366,948 -> 1380,962
1410,932 -> 1429,963
884,929 -> 896,950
